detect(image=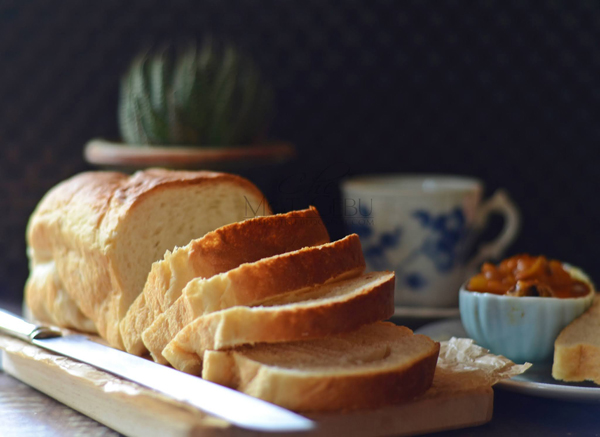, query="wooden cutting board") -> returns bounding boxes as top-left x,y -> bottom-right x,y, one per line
0,334 -> 493,437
